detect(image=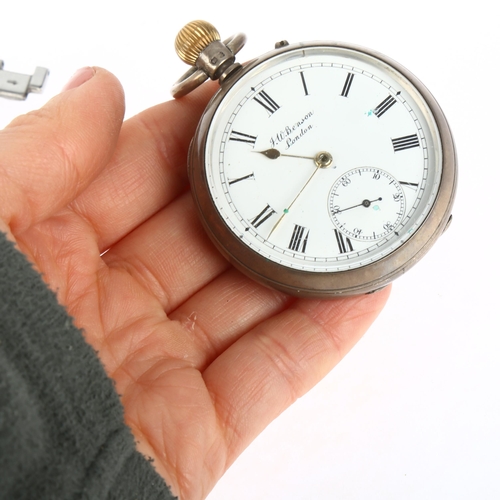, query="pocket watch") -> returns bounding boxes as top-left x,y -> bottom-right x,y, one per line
171,21 -> 457,297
